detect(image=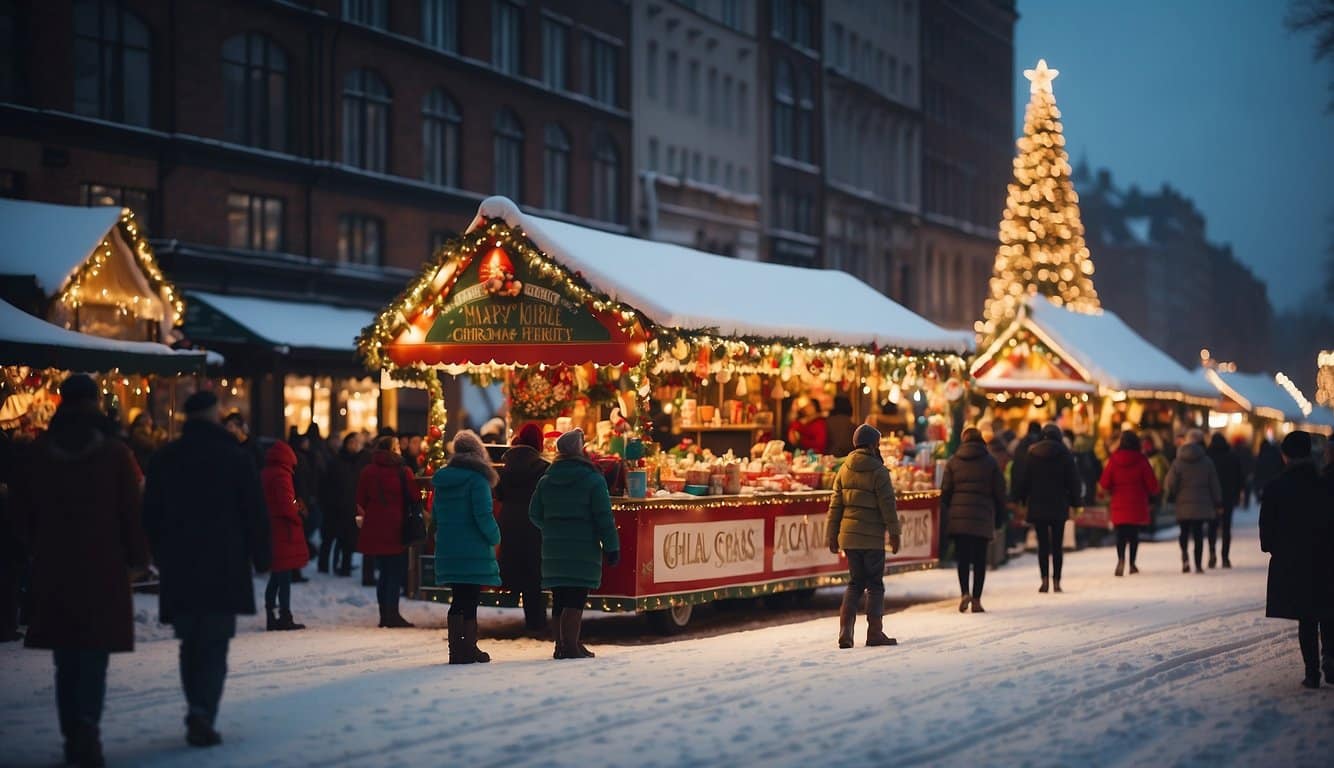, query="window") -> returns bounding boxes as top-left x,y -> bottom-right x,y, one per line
723,163 -> 733,190
706,68 -> 718,125
542,18 -> 568,90
81,182 -> 152,231
722,76 -> 734,130
832,24 -> 845,70
337,214 -> 382,265
738,167 -> 749,193
226,192 -> 284,252
691,151 -> 701,180
584,35 -> 618,106
666,146 -> 677,176
342,0 -> 387,29
222,34 -> 288,151
721,0 -> 740,29
543,124 -> 570,212
687,59 -> 700,115
647,137 -> 659,172
773,59 -> 794,159
422,88 -> 461,186
421,0 -> 458,52
73,0 -> 151,126
902,65 -> 913,102
795,69 -> 814,162
493,108 -> 524,200
646,42 -> 658,101
708,156 -> 718,185
771,0 -> 791,39
341,69 -> 390,172
492,1 -> 522,75
792,0 -> 813,48
665,50 -> 679,109
591,135 -> 620,223
738,82 -> 749,133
